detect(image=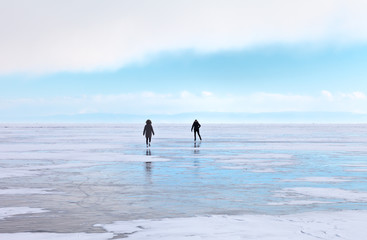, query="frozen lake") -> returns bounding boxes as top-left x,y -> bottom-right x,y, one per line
1,124 -> 367,239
